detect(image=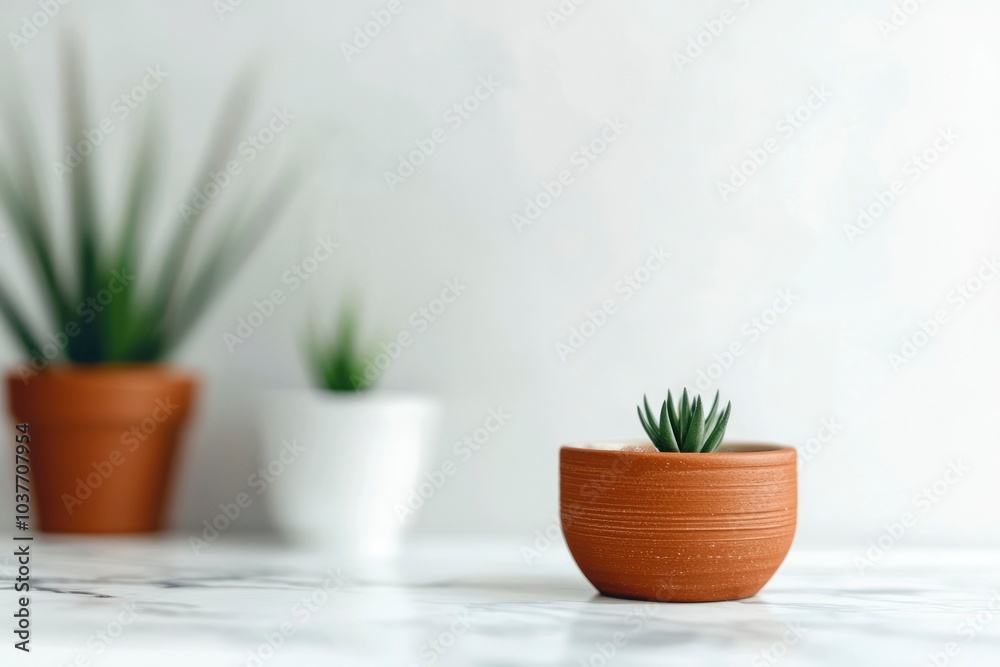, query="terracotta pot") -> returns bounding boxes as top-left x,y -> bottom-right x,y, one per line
560,442 -> 796,602
6,366 -> 197,534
